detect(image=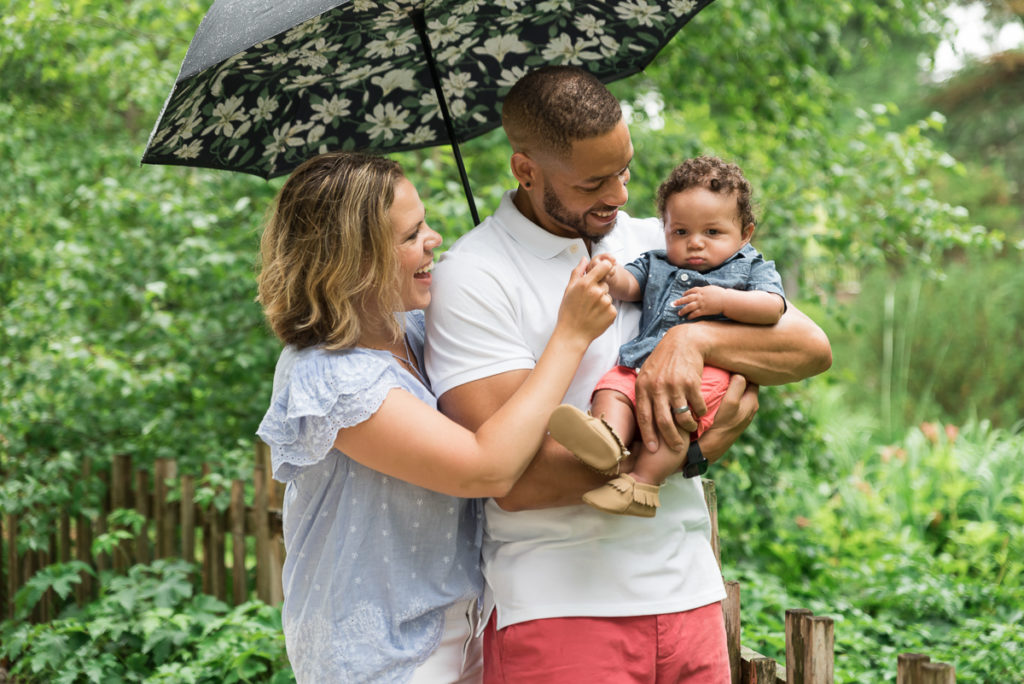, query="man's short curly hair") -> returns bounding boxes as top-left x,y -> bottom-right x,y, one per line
501,66 -> 623,158
656,156 -> 756,229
